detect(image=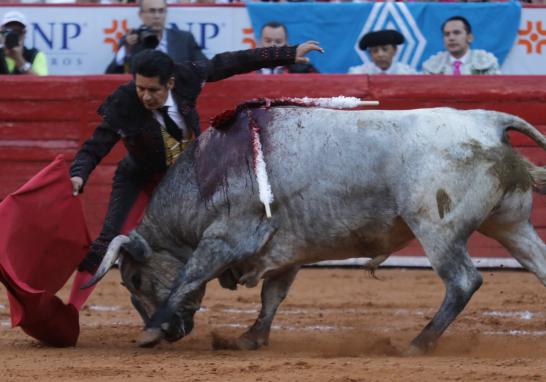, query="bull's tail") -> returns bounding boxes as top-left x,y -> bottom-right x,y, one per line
495,112 -> 546,194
